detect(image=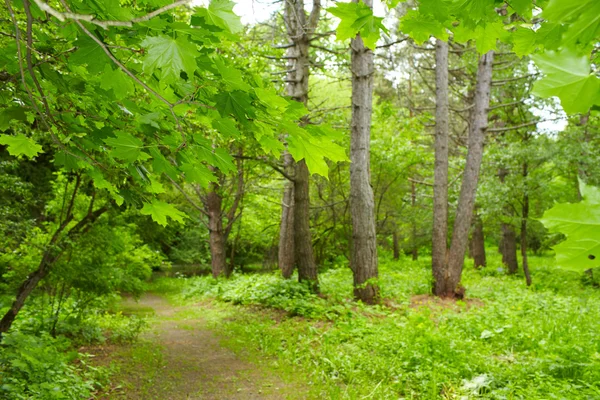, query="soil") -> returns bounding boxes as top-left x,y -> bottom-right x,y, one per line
95,294 -> 312,400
